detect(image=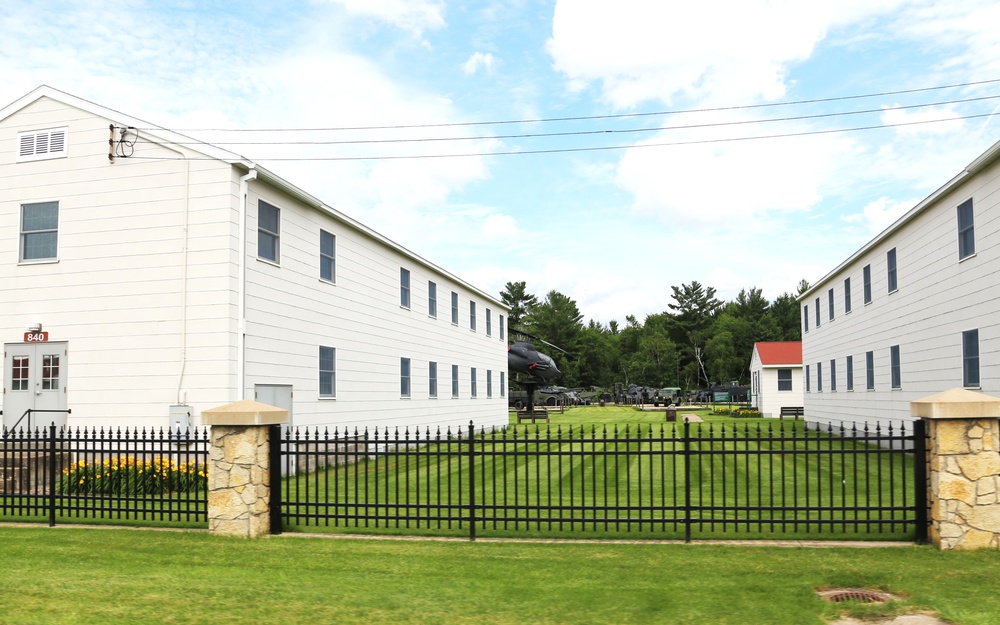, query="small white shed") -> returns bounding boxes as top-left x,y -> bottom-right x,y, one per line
749,342 -> 803,418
